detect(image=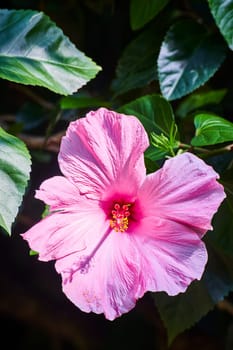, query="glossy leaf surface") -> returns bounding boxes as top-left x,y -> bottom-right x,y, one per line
191,114 -> 233,146
0,128 -> 31,235
208,0 -> 233,50
158,20 -> 227,100
0,9 -> 101,95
